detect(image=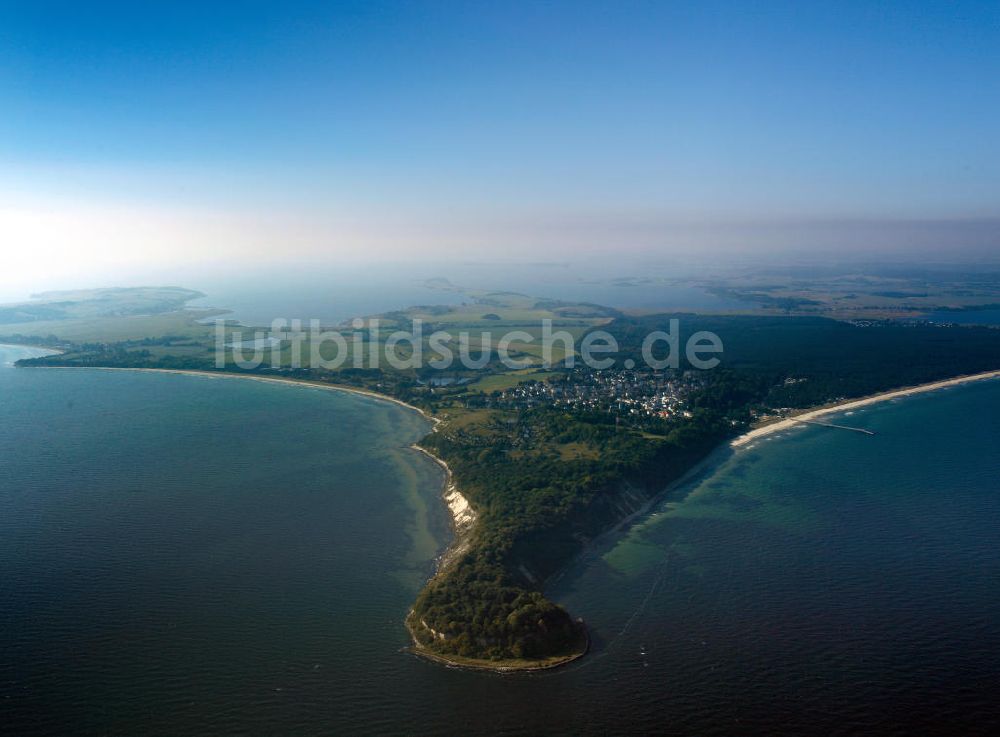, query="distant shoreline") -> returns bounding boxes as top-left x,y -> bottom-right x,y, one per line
1,343 -> 63,356
732,369 -> 1000,448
